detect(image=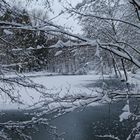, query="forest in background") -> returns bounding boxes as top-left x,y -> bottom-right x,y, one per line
0,0 -> 140,77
